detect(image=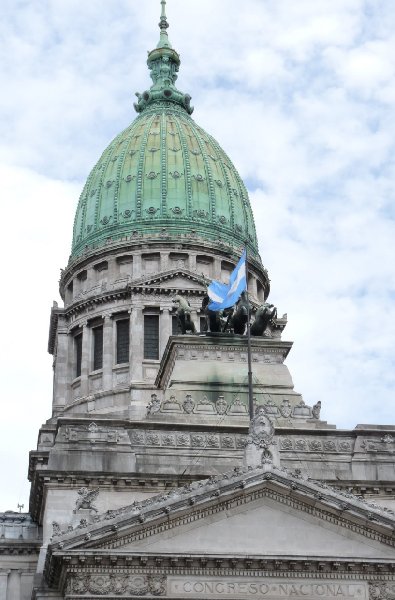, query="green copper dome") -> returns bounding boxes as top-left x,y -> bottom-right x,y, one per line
71,3 -> 259,259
